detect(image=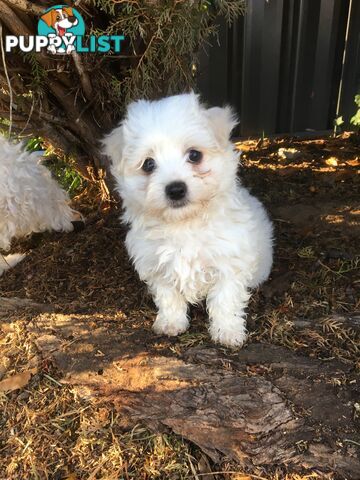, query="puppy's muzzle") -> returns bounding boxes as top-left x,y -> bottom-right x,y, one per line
165,181 -> 187,202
